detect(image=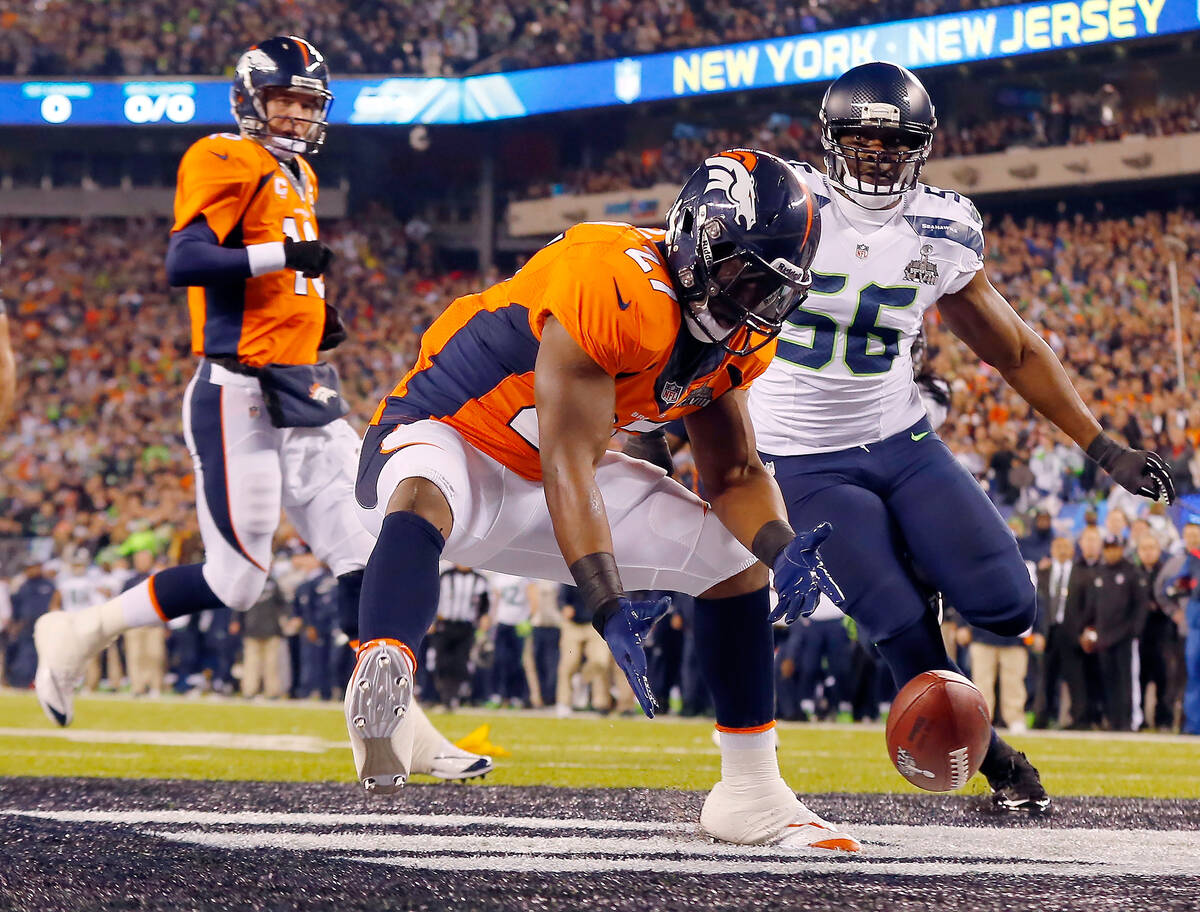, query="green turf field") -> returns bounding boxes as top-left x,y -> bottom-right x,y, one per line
0,690 -> 1196,797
